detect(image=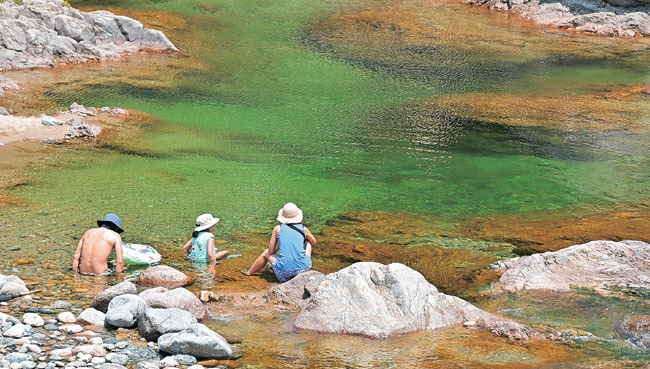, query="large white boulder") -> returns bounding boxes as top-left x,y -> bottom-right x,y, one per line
294,262 -> 530,339
491,240 -> 650,292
